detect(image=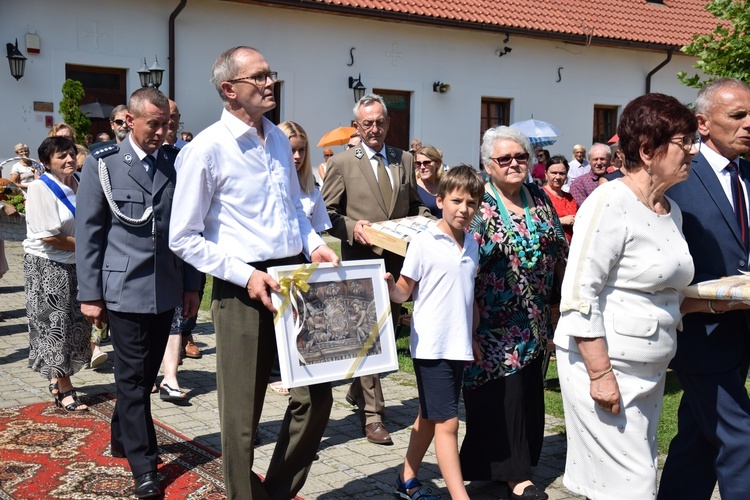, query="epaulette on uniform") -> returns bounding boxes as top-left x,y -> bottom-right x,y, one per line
92,145 -> 119,159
